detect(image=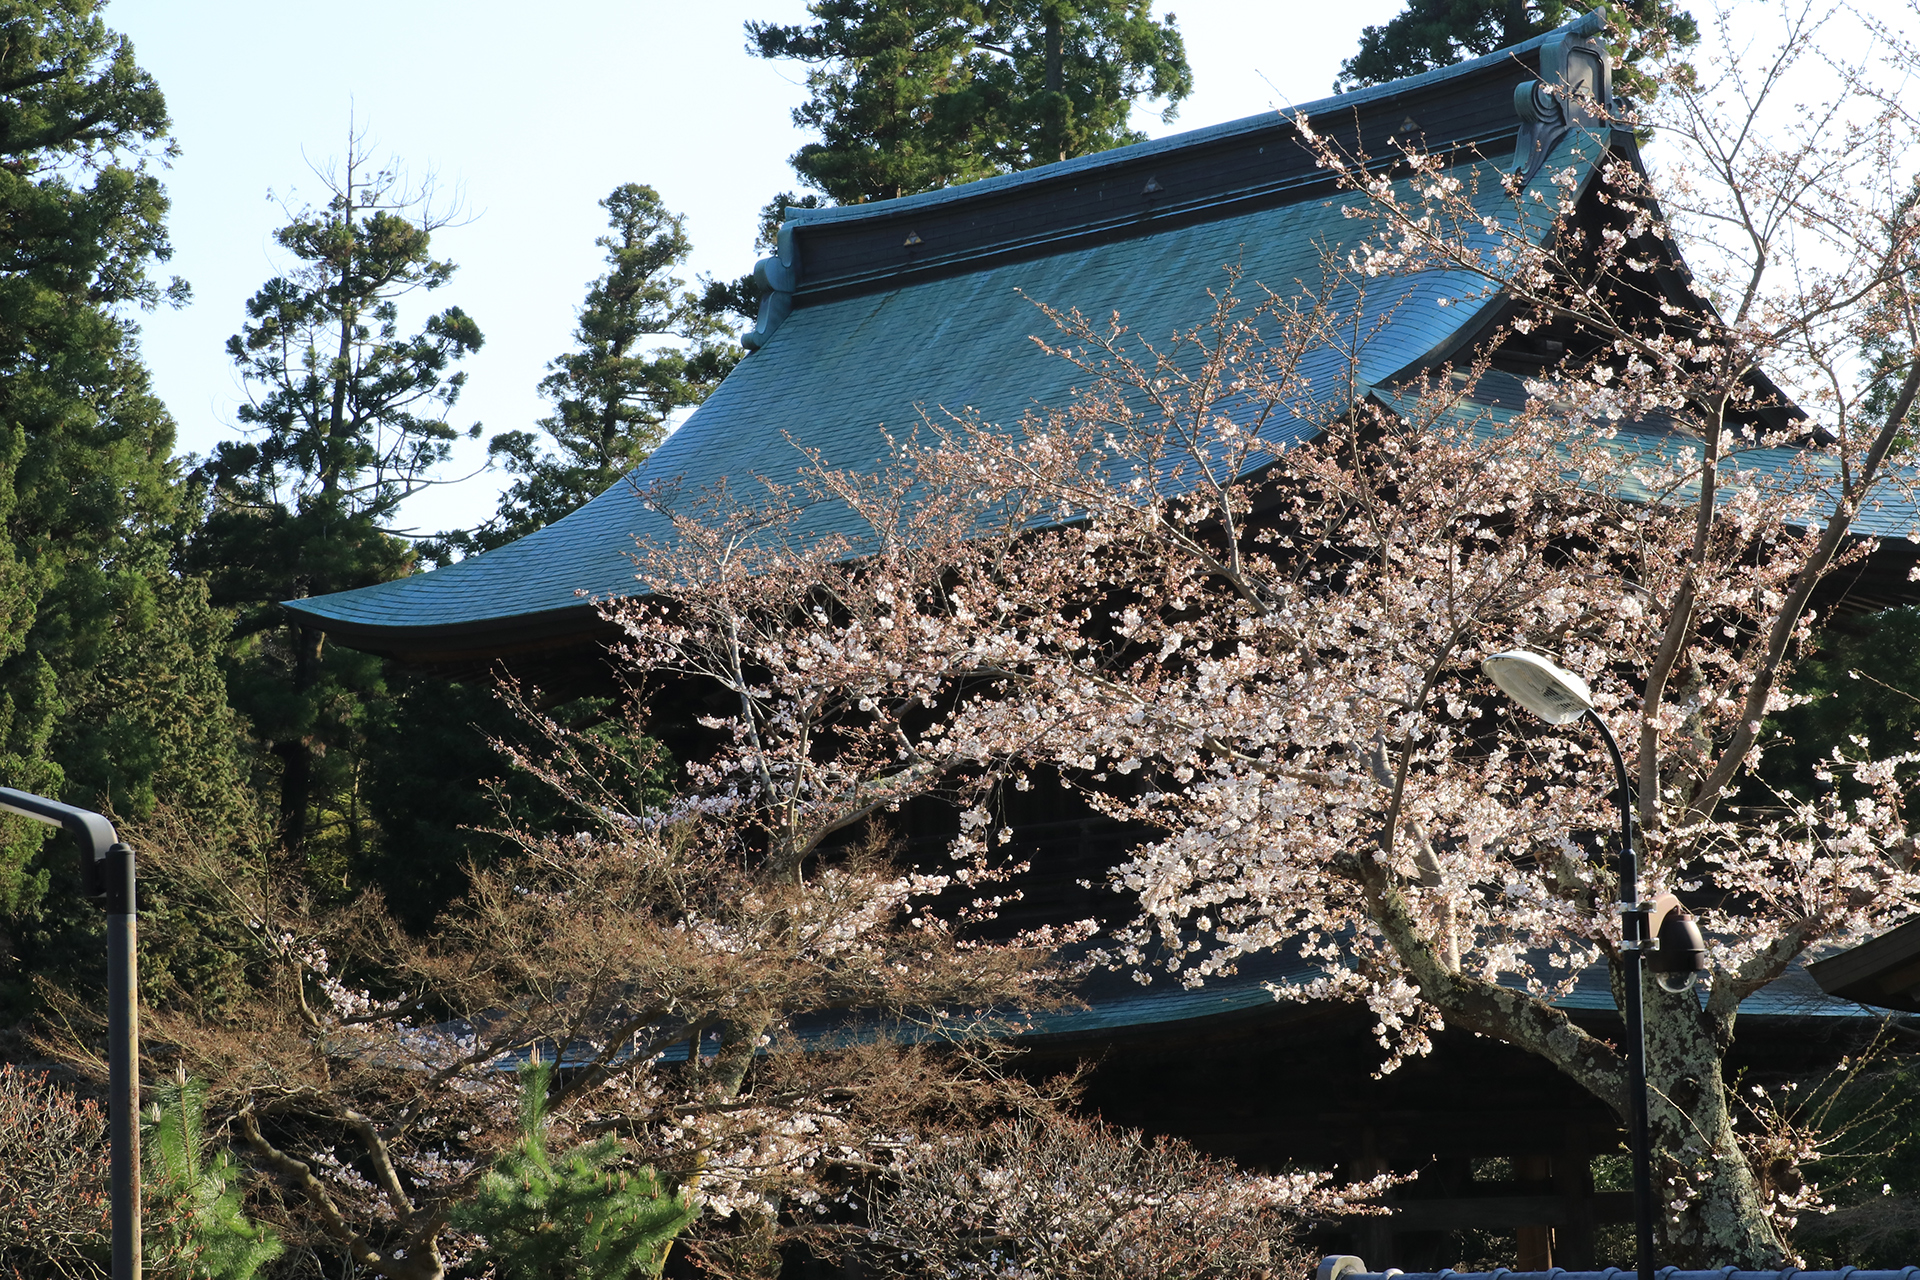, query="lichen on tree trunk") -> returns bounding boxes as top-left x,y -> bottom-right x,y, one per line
1367,859 -> 1788,1264
1637,977 -> 1787,1267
